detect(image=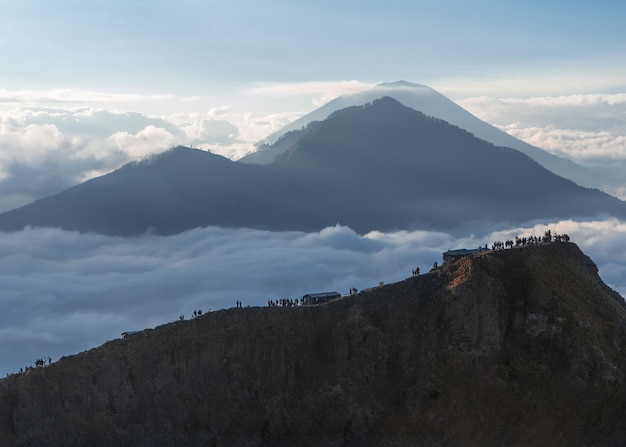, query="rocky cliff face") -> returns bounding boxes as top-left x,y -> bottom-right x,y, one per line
1,243 -> 626,446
